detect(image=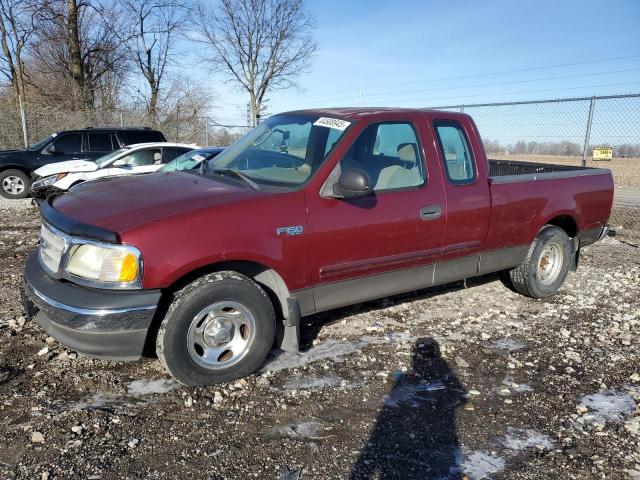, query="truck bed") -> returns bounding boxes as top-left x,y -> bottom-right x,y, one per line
489,159 -> 608,182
